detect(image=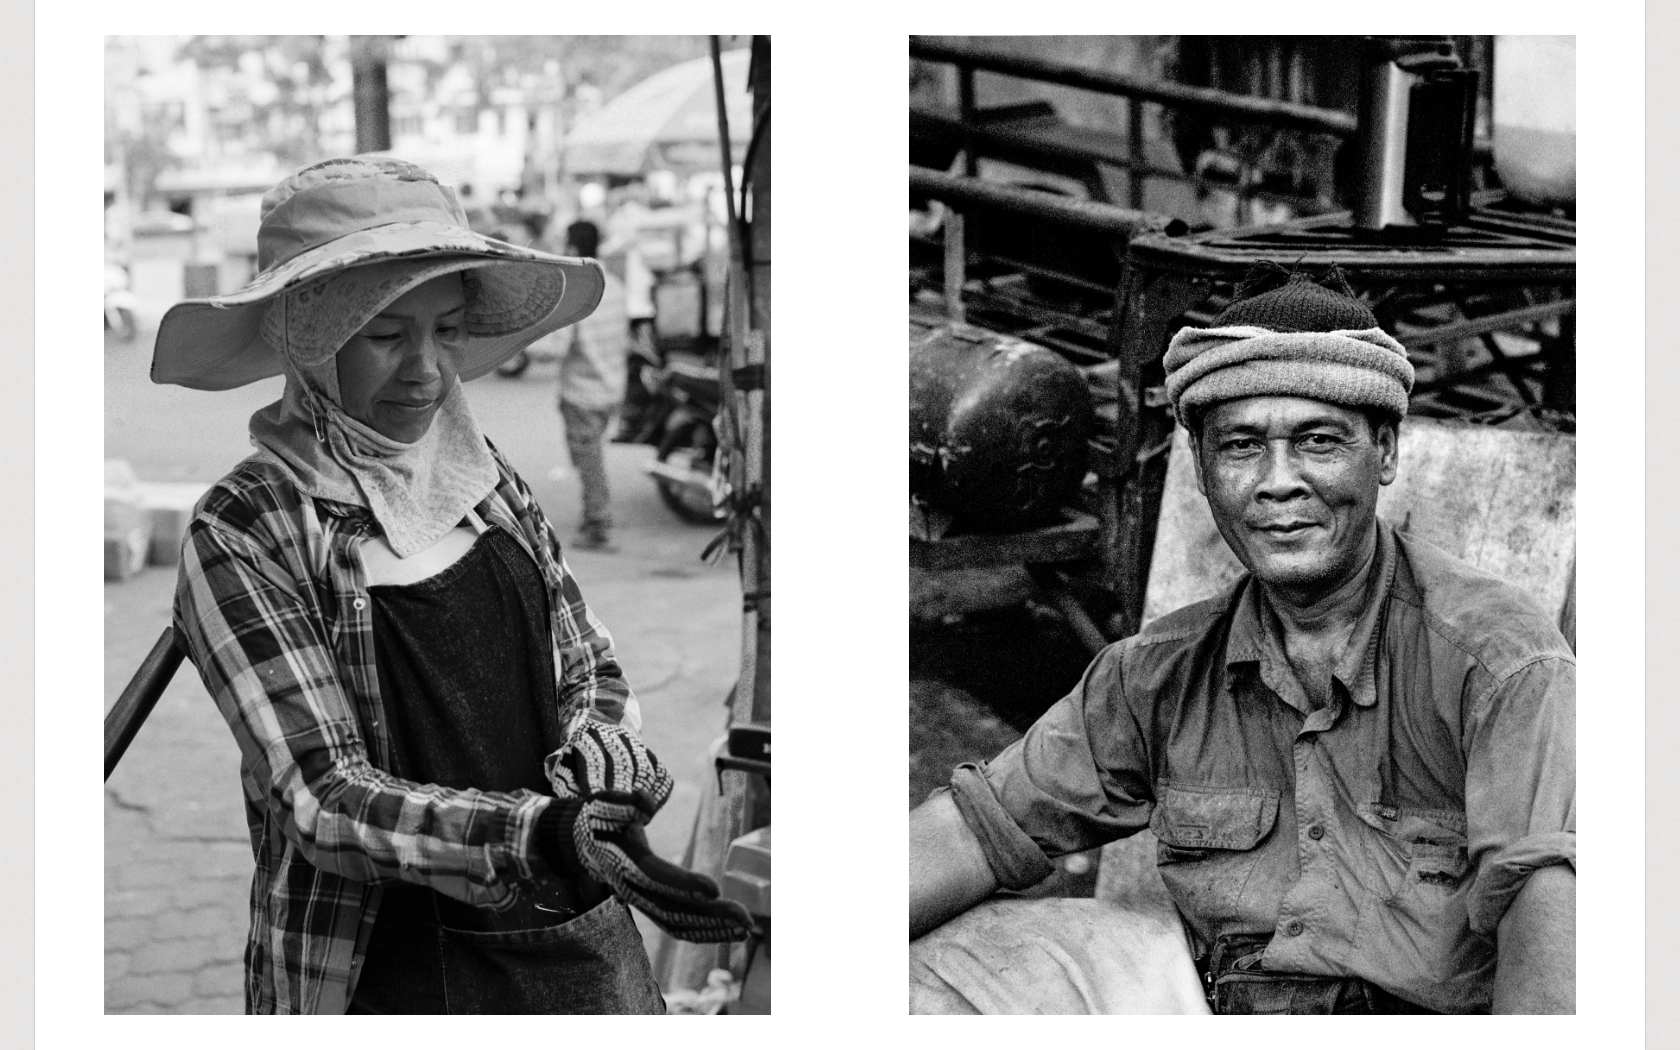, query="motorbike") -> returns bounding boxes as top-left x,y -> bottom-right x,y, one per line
635,351 -> 727,524
105,261 -> 138,340
492,338 -> 558,378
